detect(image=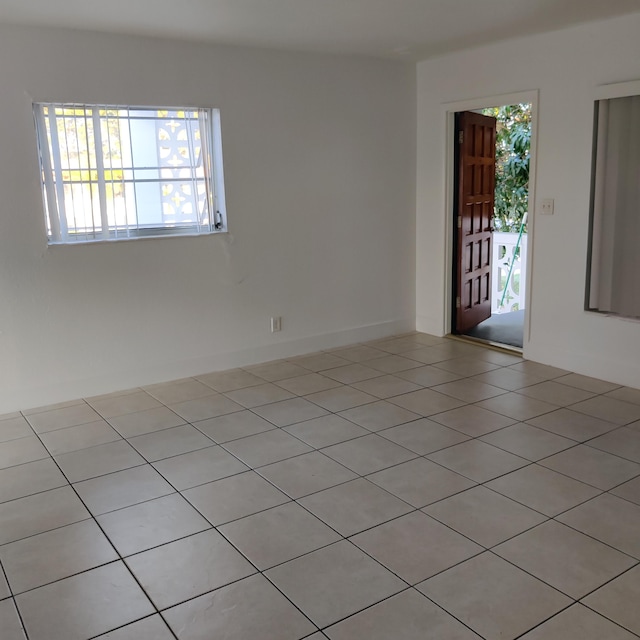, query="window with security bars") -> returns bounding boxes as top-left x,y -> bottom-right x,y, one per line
33,103 -> 227,243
